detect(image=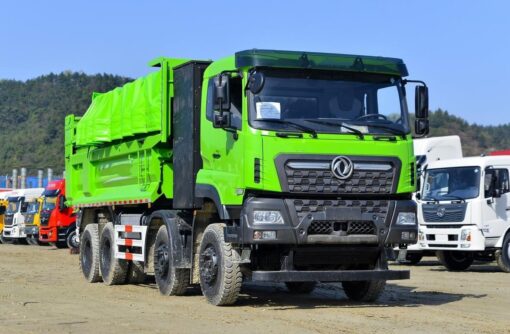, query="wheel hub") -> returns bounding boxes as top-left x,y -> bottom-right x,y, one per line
155,244 -> 169,278
200,245 -> 218,285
